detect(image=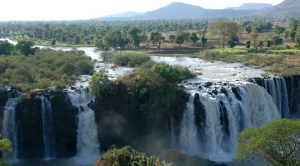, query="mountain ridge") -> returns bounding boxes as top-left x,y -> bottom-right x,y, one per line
93,1 -> 300,20
228,3 -> 273,10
